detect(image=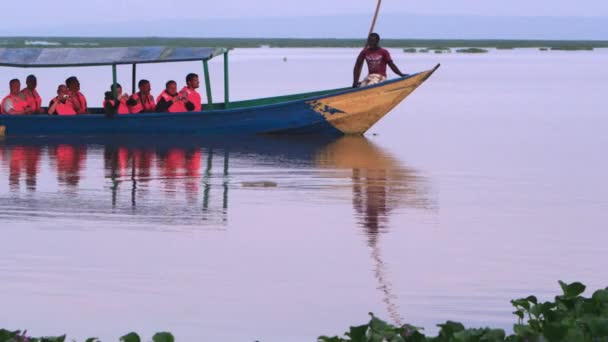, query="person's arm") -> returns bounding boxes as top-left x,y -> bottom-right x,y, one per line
48,99 -> 58,115
155,97 -> 173,112
3,98 -> 14,114
104,100 -> 120,116
388,61 -> 407,77
126,96 -> 137,107
4,98 -> 27,115
353,52 -> 365,88
185,101 -> 195,112
71,96 -> 81,113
